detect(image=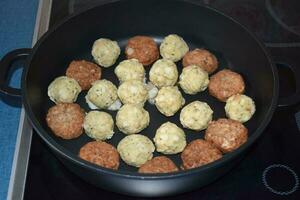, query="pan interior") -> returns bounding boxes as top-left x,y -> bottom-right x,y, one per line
24,0 -> 276,174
